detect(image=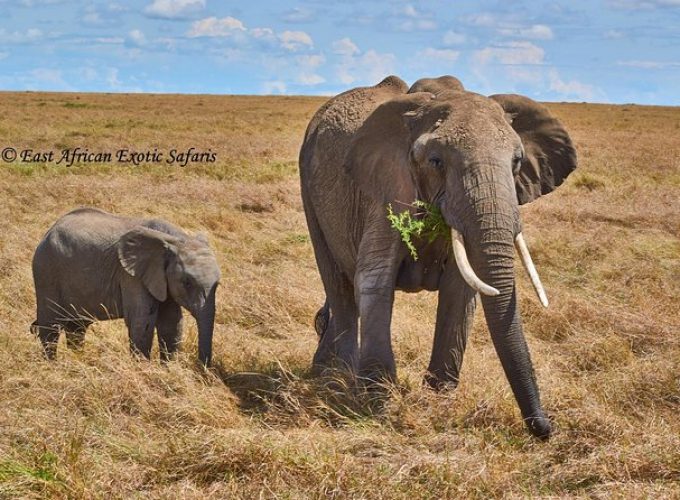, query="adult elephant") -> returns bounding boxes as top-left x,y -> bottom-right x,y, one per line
299,75 -> 577,439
